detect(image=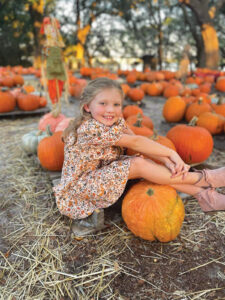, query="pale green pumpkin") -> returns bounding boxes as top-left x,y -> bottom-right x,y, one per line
21,130 -> 48,154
